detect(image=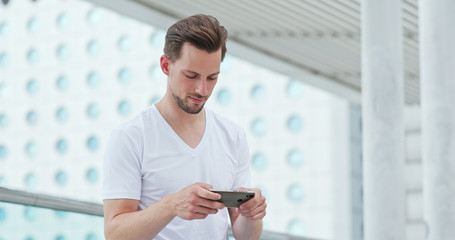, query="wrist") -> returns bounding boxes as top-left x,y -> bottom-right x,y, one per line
161,194 -> 177,218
